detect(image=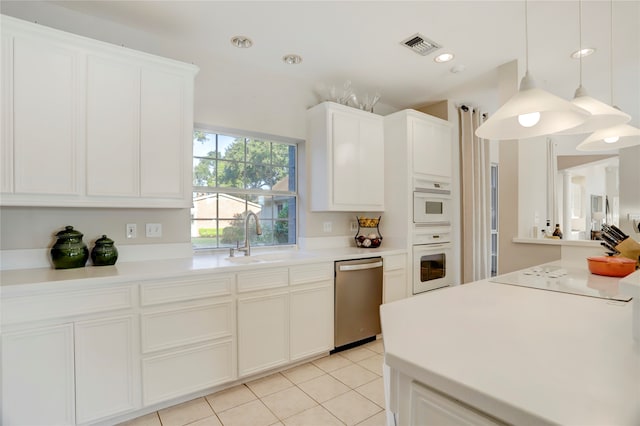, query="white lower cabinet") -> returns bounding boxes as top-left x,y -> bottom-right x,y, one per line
2,323 -> 76,426
237,263 -> 334,378
2,261 -> 338,424
237,290 -> 289,377
139,276 -> 236,406
75,315 -> 139,424
142,339 -> 234,405
383,254 -> 408,304
290,284 -> 333,361
408,381 -> 500,426
289,263 -> 334,361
